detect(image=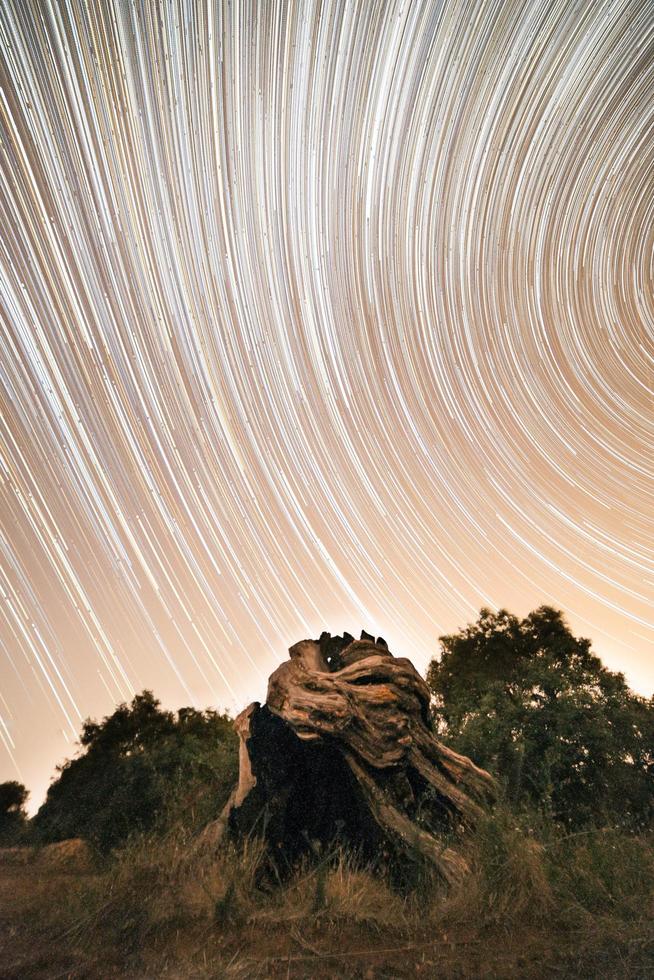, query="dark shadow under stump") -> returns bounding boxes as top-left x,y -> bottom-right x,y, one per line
226,705 -> 386,872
